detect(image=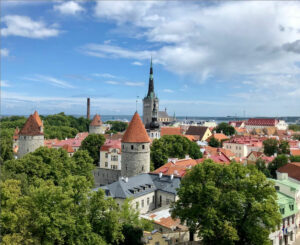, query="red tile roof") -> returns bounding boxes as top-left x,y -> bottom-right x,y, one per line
207,133 -> 229,142
183,135 -> 196,141
204,146 -> 235,158
122,112 -> 150,143
19,112 -> 43,136
246,118 -> 278,126
75,132 -> 89,140
160,127 -> 182,136
277,162 -> 300,181
153,158 -> 198,177
62,144 -> 74,153
90,114 -> 102,126
100,139 -> 121,151
104,133 -> 124,141
44,139 -> 60,148
54,138 -> 83,148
